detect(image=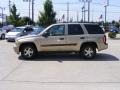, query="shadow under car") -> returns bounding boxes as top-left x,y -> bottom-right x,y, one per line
19,53 -> 119,62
